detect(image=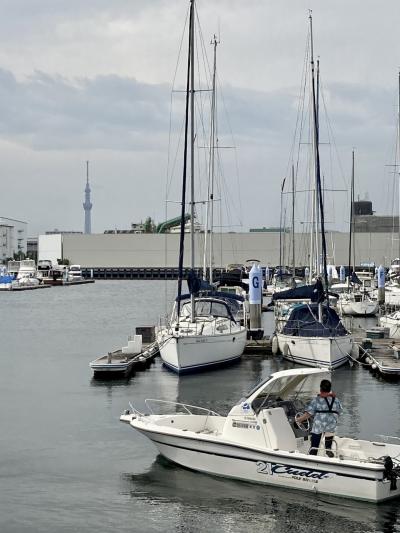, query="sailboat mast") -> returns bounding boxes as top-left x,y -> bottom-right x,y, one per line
398,70 -> 400,261
176,0 -> 193,328
208,35 -> 218,285
352,151 -> 356,271
315,58 -> 320,274
291,164 -> 296,284
348,150 -> 354,290
308,15 -> 315,284
190,0 -> 195,321
309,16 -> 320,278
309,12 -> 329,309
